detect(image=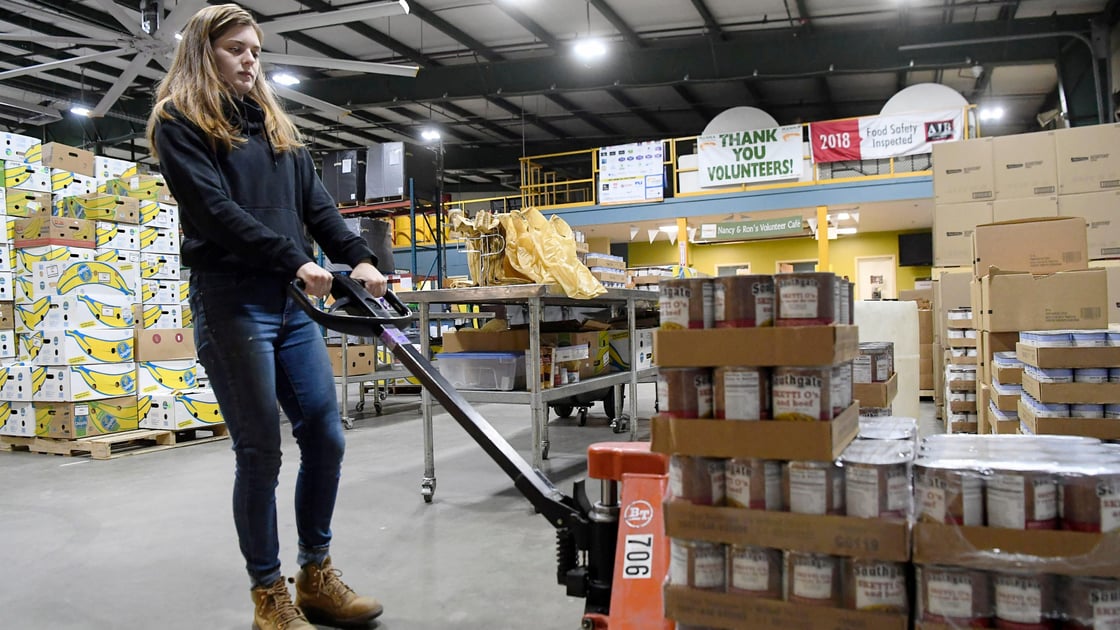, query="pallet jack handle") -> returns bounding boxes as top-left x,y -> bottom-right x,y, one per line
288,274 -> 592,535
